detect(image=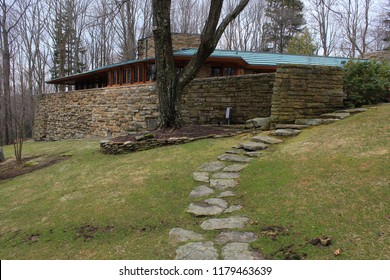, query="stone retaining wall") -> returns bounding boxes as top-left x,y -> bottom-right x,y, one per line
33,74 -> 275,140
182,74 -> 275,124
270,64 -> 344,124
33,84 -> 158,140
33,65 -> 345,140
